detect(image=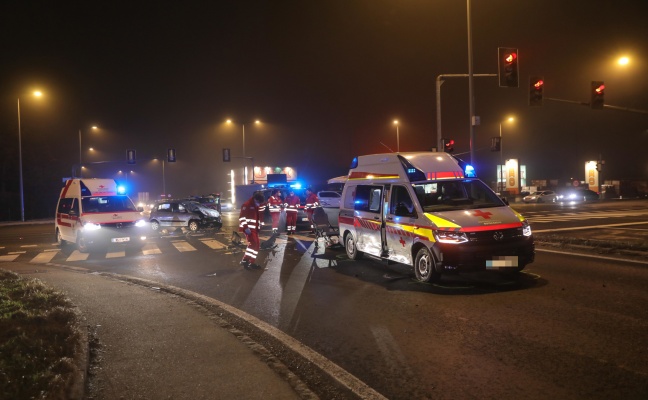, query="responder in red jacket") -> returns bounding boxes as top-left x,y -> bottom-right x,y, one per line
304,187 -> 320,233
267,189 -> 283,234
283,189 -> 300,235
238,192 -> 265,270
